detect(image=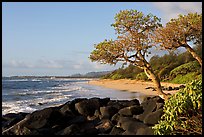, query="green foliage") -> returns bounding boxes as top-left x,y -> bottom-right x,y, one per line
102,65 -> 143,80
170,72 -> 199,84
110,73 -> 124,80
169,61 -> 200,79
158,62 -> 181,80
135,72 -> 148,81
152,79 -> 202,135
